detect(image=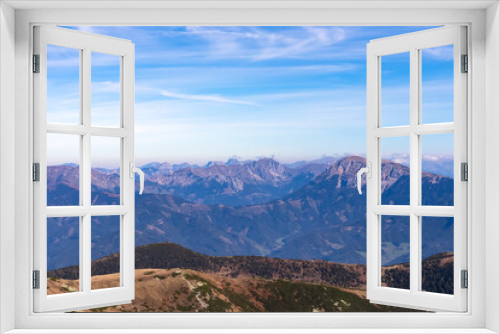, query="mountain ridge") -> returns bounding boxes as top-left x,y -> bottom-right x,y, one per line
47,155 -> 454,271
48,242 -> 454,296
